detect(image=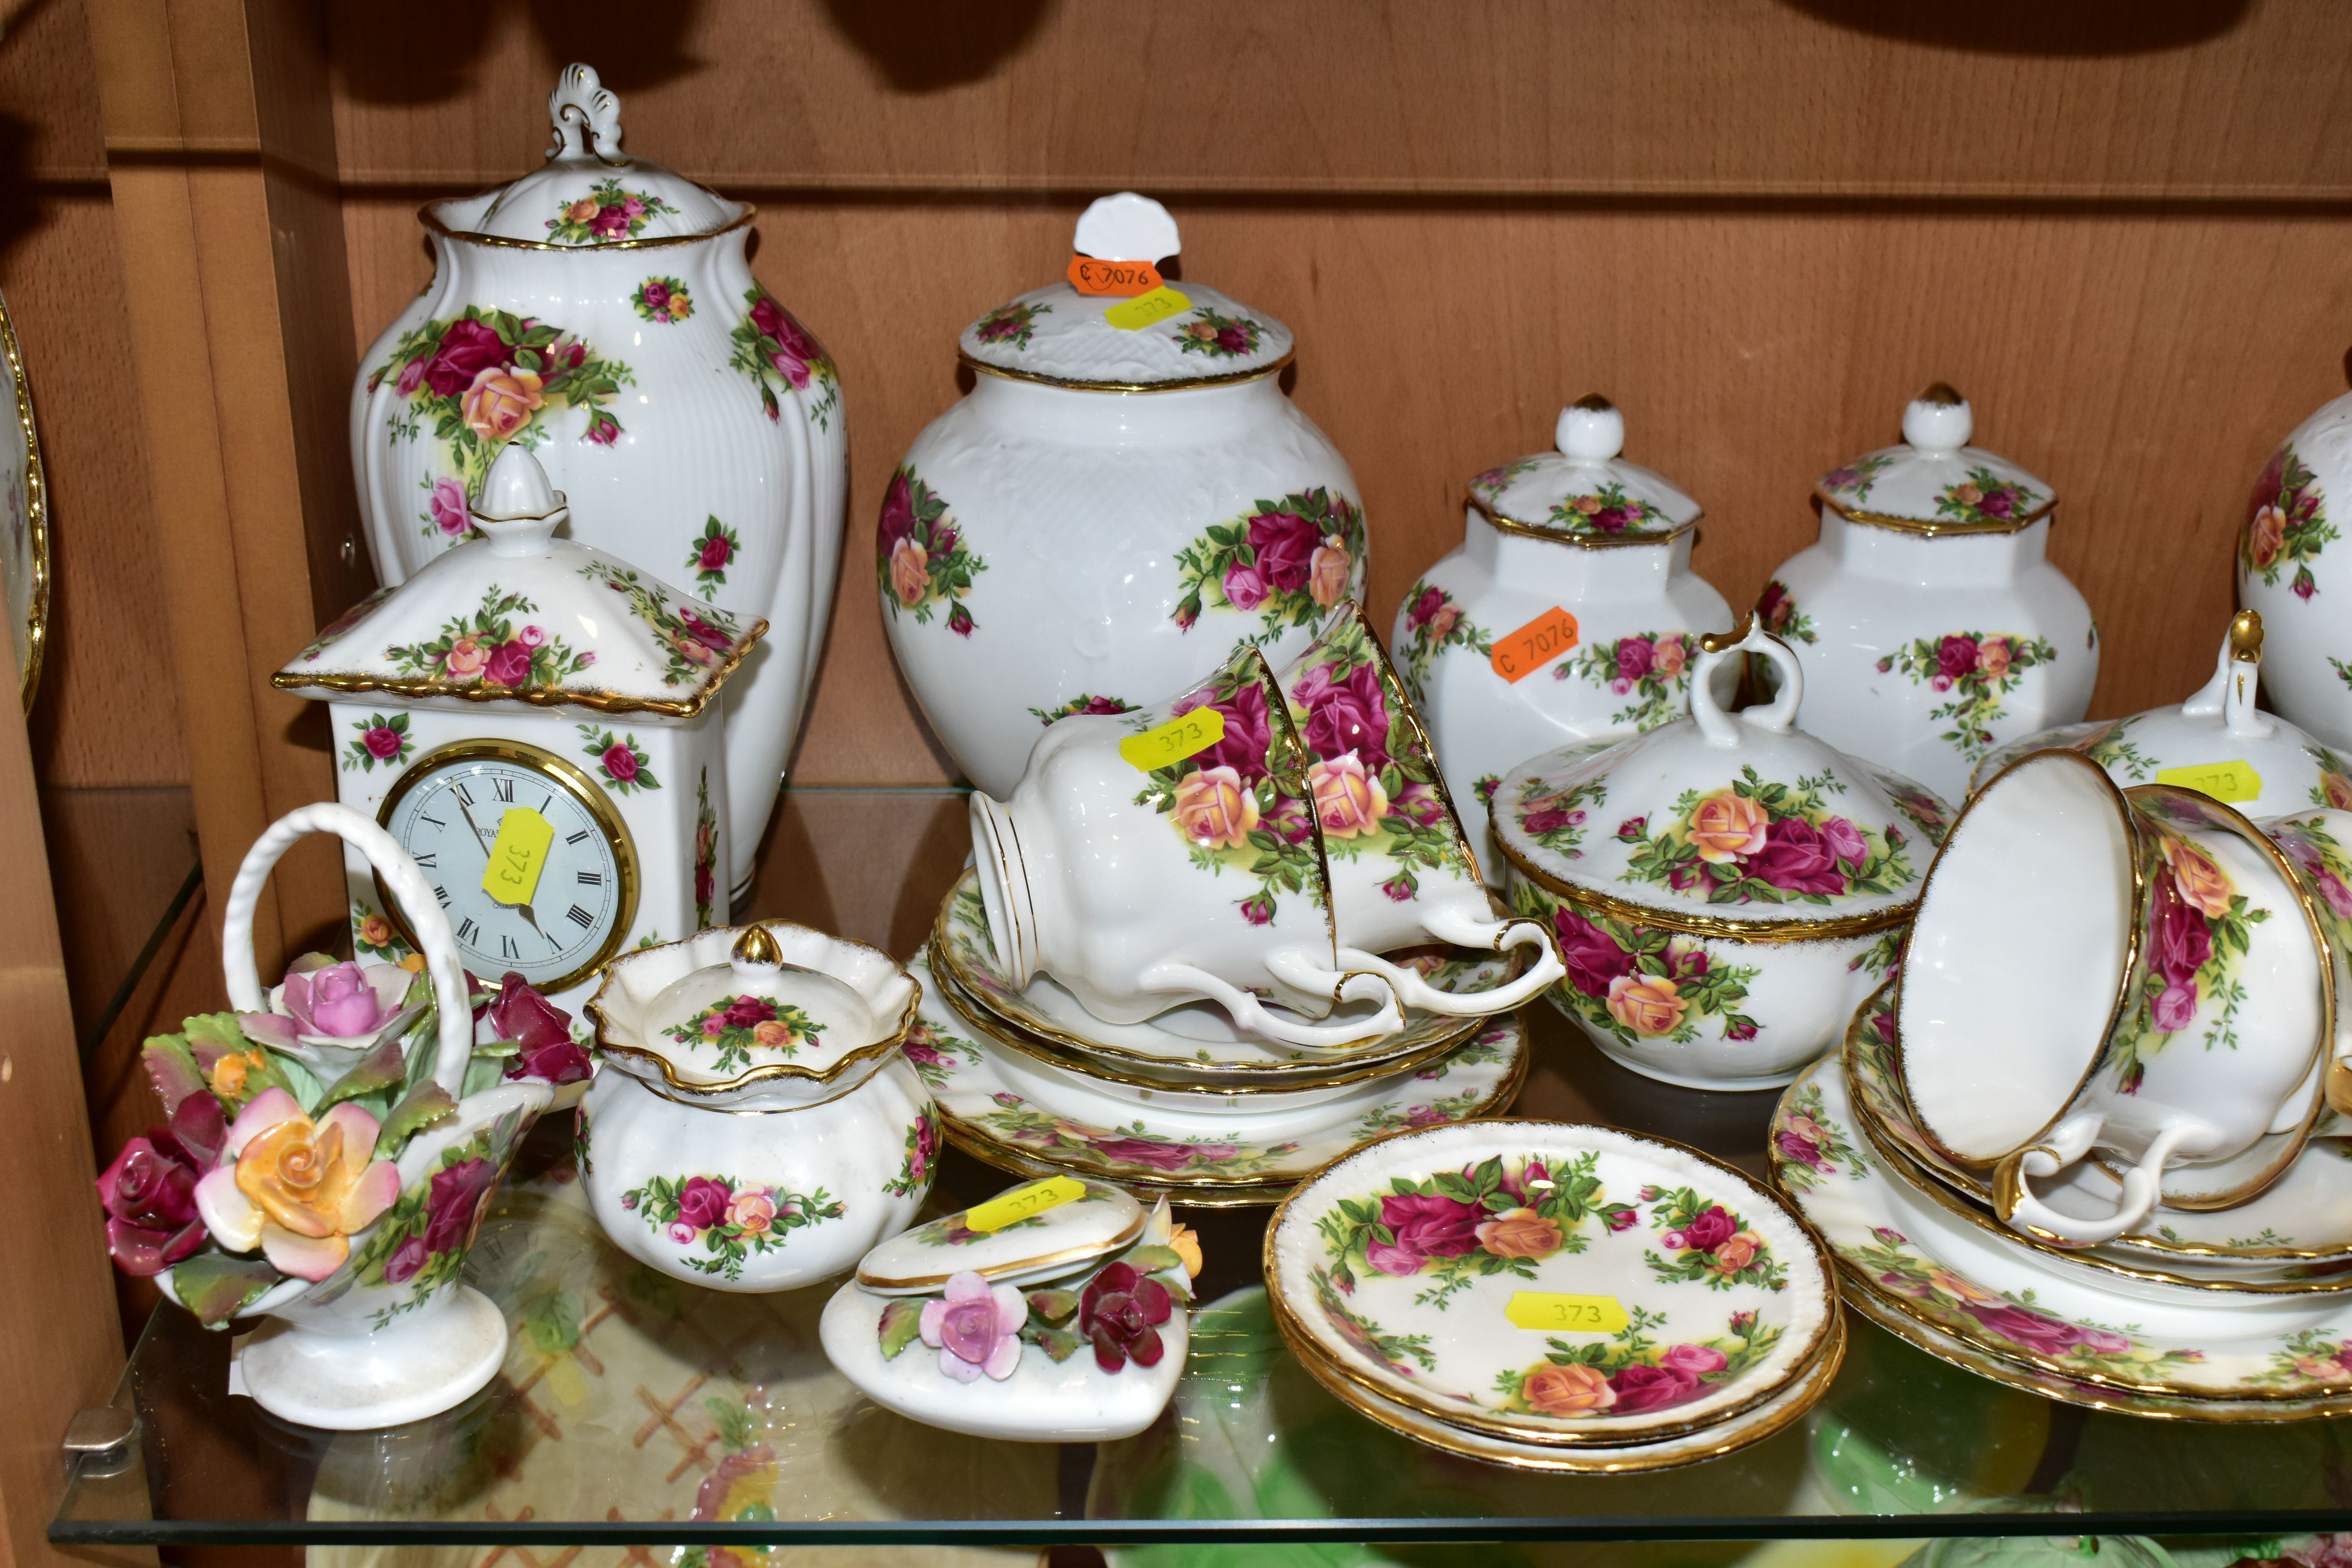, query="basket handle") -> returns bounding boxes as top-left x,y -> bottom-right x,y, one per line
223,802 -> 474,1095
